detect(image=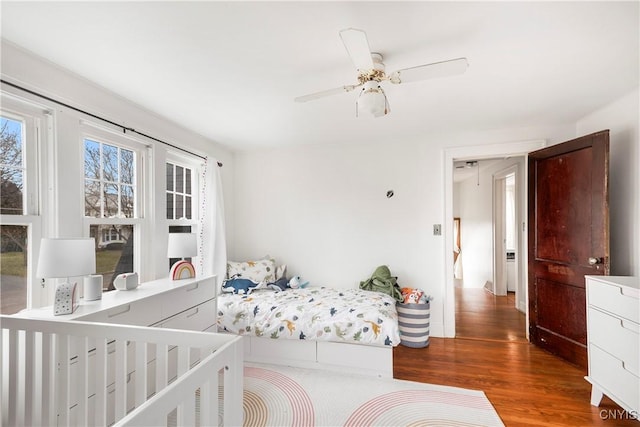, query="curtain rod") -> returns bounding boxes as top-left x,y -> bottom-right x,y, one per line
1,79 -> 223,166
